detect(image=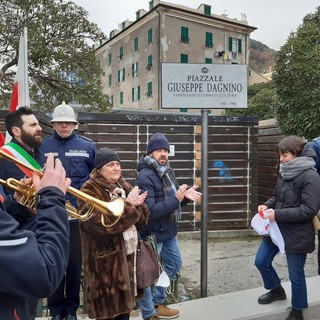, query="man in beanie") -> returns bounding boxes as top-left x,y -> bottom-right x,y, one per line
40,102 -> 96,320
136,132 -> 201,320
